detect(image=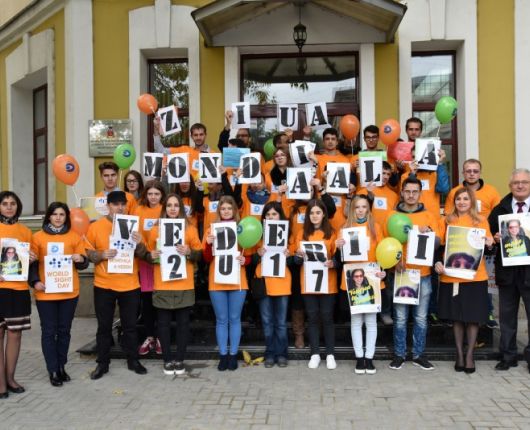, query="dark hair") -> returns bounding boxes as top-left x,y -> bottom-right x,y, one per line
302,199 -> 333,240
395,286 -> 417,298
273,144 -> 291,166
382,161 -> 392,171
98,161 -> 119,174
138,180 -> 166,208
405,117 -> 423,131
447,252 -> 478,270
123,170 -> 144,195
42,201 -> 71,230
363,125 -> 379,136
190,123 -> 207,134
161,193 -> 187,221
402,176 -> 422,191
323,128 -> 339,139
0,191 -> 23,219
1,246 -> 20,264
261,201 -> 288,223
273,133 -> 286,146
352,268 -> 369,287
173,179 -> 198,199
